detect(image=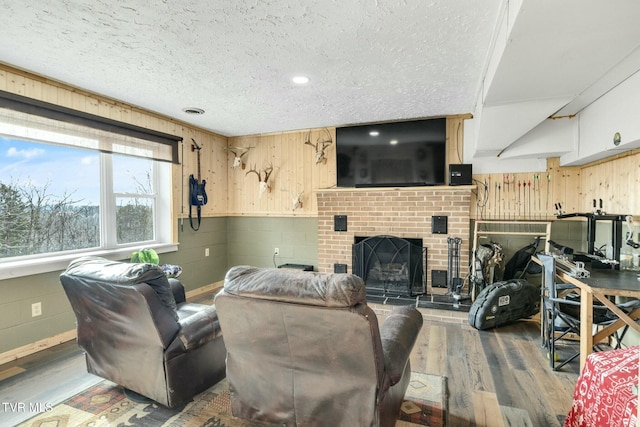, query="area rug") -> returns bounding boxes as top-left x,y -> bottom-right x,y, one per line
398,372 -> 448,427
18,372 -> 447,427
